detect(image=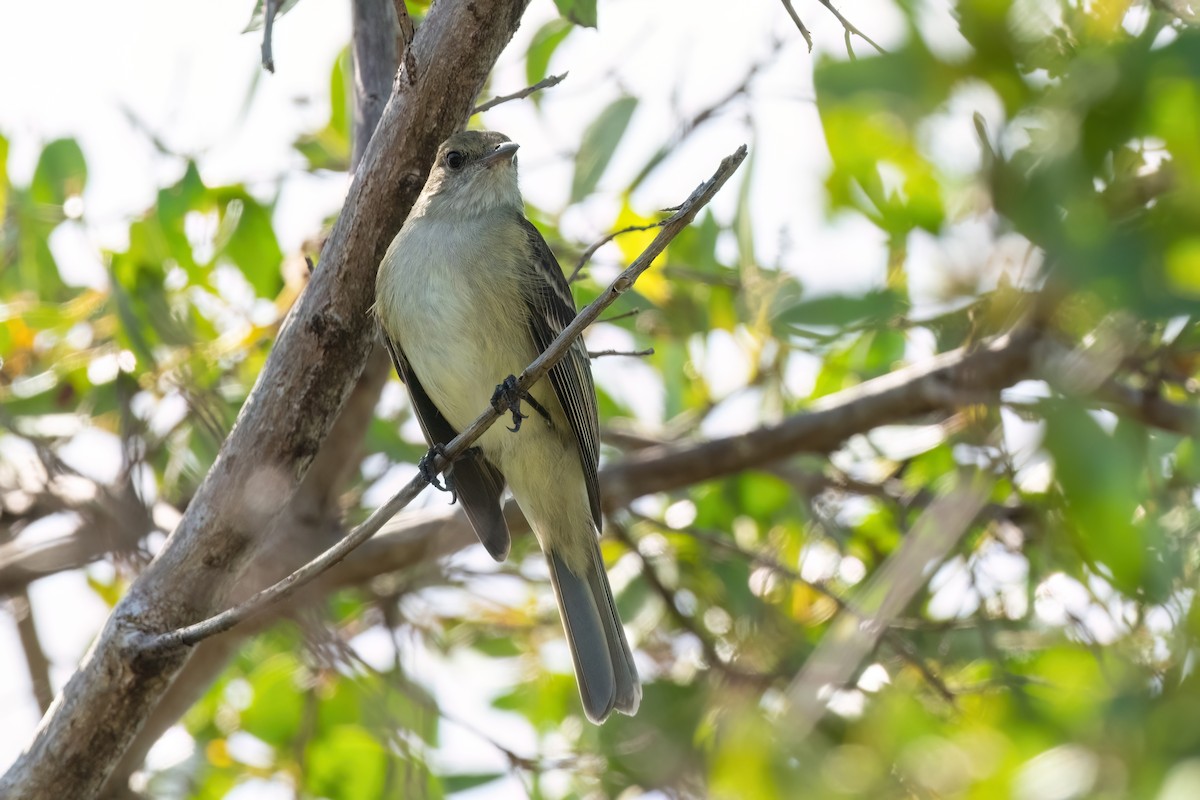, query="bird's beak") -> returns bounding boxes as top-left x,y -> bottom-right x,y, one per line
480,141 -> 520,167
